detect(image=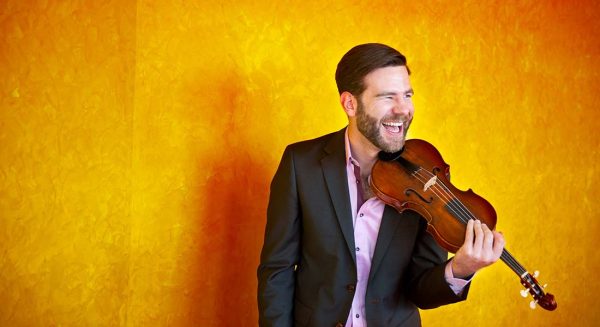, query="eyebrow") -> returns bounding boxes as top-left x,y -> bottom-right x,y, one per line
375,88 -> 414,97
